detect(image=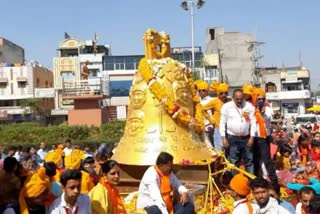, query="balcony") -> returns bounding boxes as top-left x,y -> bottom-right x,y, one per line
61,78 -> 110,99
0,106 -> 31,115
266,90 -> 310,100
